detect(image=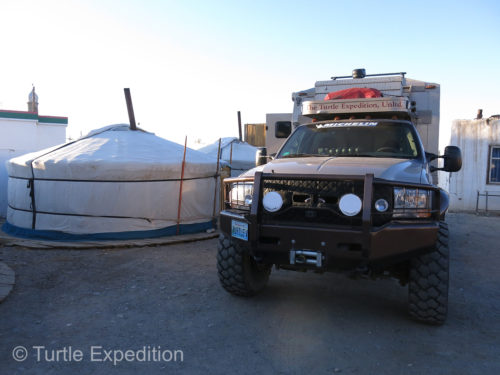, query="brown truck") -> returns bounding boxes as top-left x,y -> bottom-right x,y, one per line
217,72 -> 462,325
